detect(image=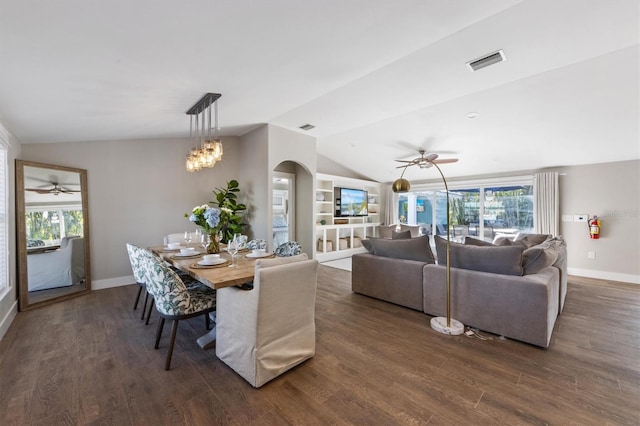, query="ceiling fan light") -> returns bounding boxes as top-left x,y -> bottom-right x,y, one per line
392,178 -> 411,193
